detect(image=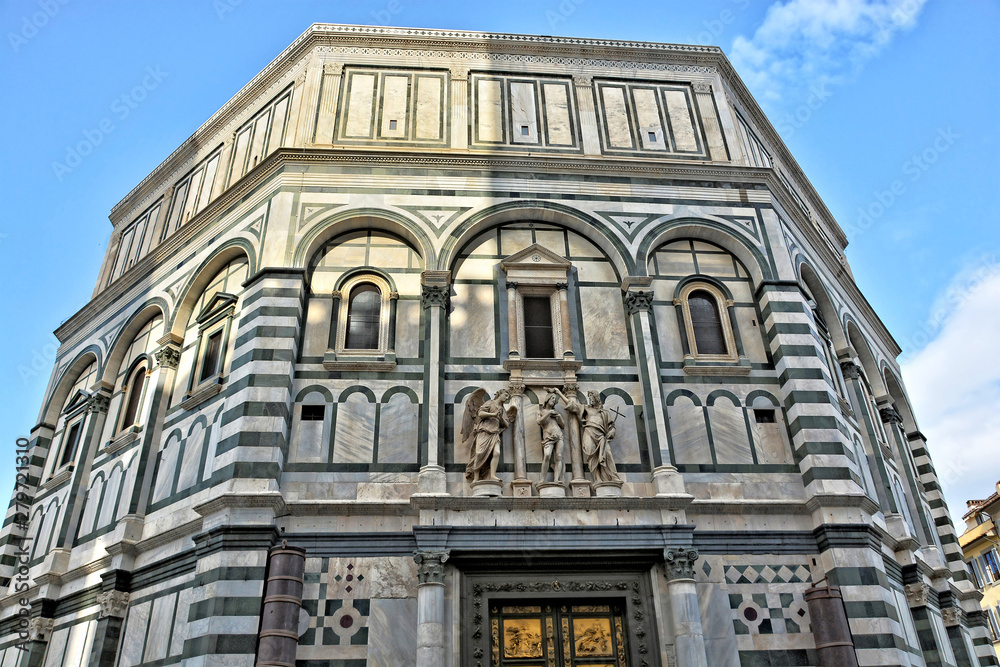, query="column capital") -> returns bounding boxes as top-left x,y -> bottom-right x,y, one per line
572,75 -> 593,87
323,61 -> 343,76
414,550 -> 450,585
28,617 -> 53,642
508,379 -> 526,396
663,547 -> 699,581
97,590 -> 130,619
421,285 -> 450,309
86,392 -> 111,415
904,582 -> 930,608
941,605 -> 961,627
450,65 -> 469,81
555,282 -> 569,291
839,359 -> 861,380
879,405 -> 903,426
693,81 -> 713,94
153,344 -> 181,370
624,290 -> 654,315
